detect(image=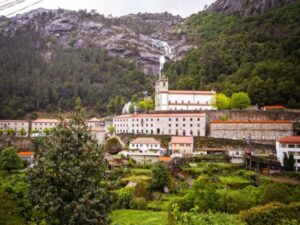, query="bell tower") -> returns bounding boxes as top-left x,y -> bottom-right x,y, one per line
155,75 -> 169,110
